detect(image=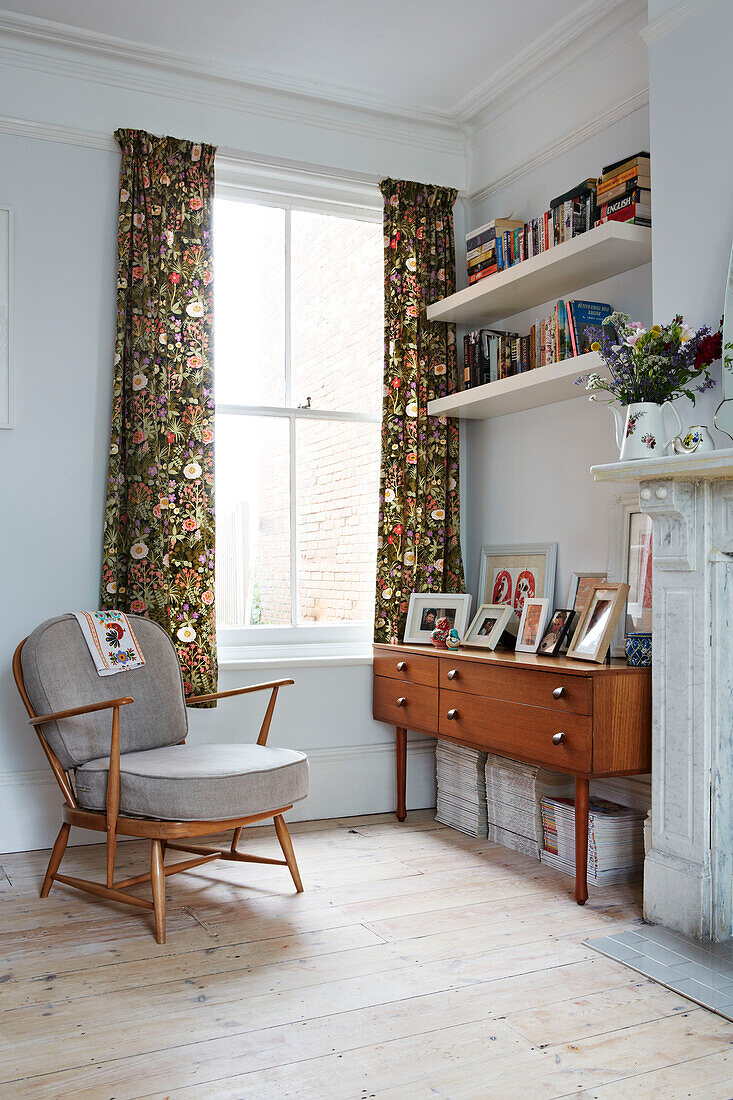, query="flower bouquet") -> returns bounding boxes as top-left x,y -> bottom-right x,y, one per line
576,312 -> 722,461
